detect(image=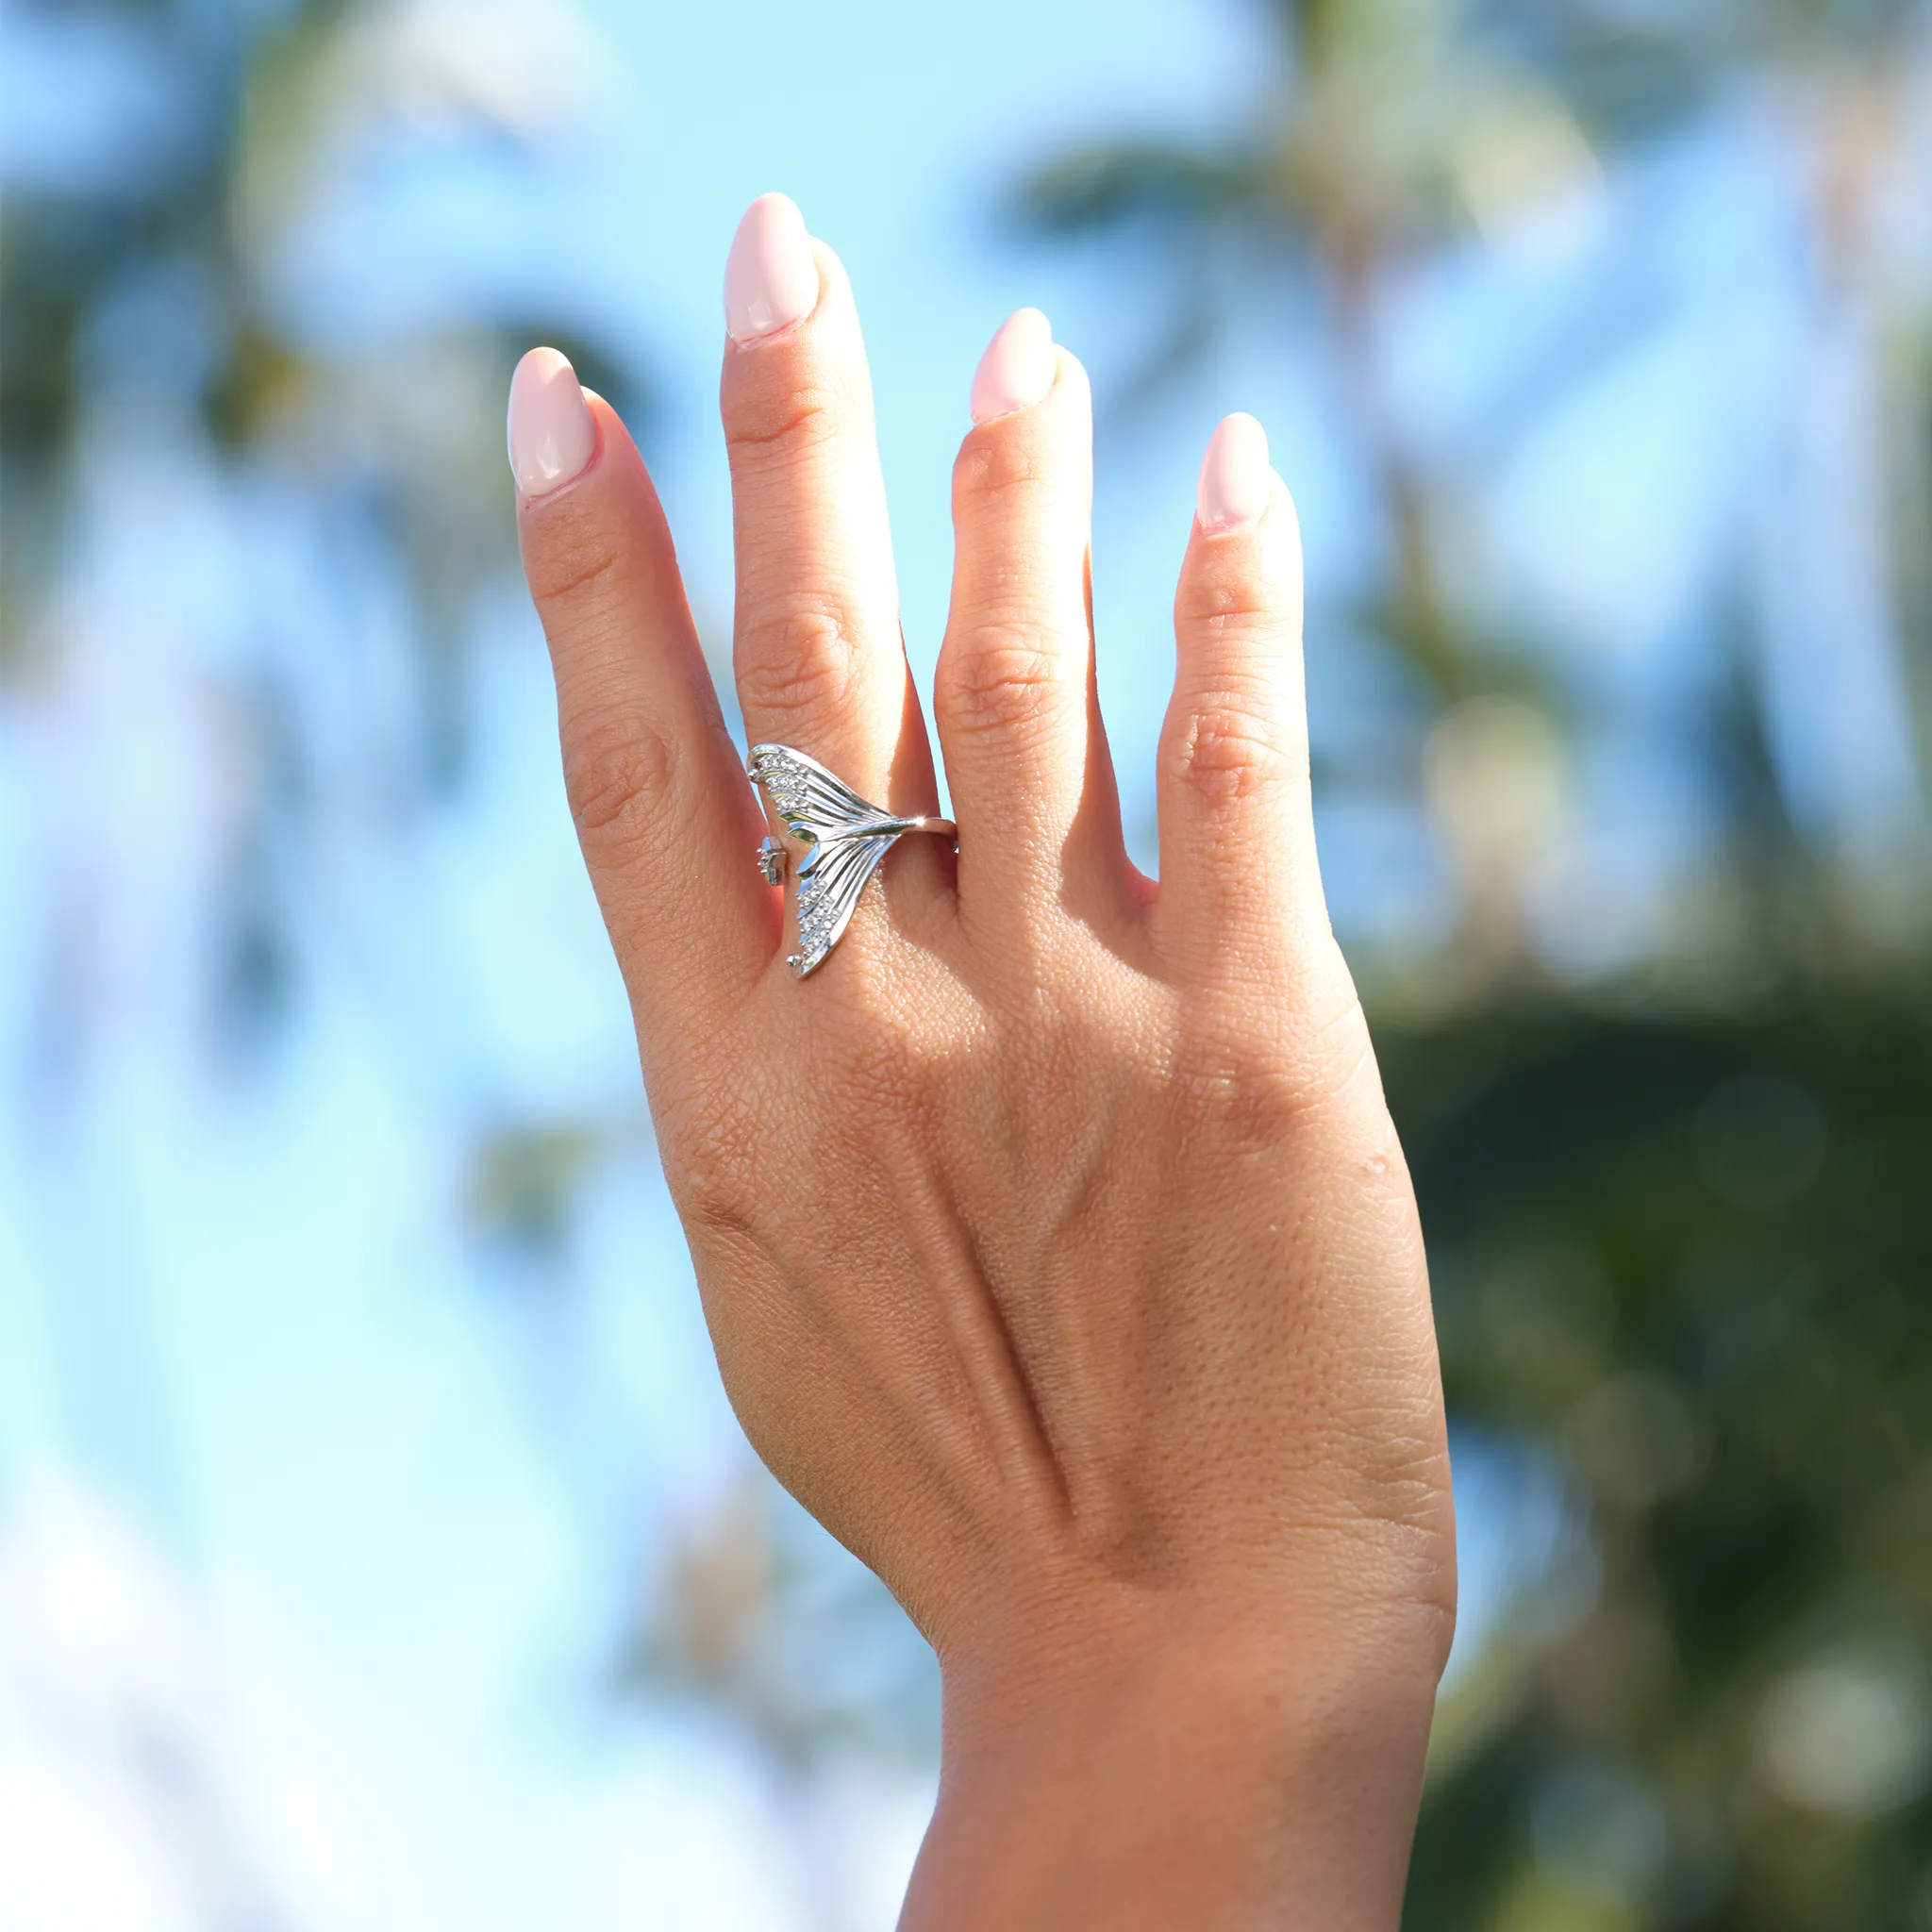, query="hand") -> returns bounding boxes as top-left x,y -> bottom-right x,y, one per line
509,193 -> 1454,1929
